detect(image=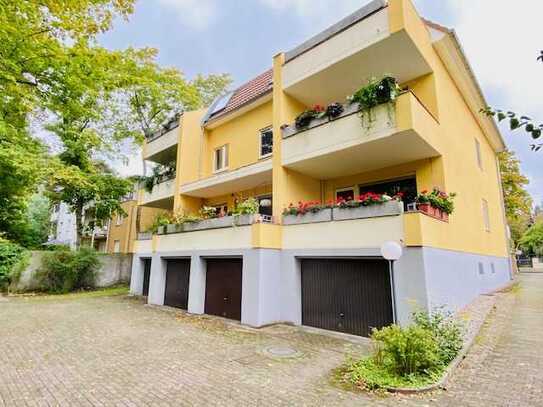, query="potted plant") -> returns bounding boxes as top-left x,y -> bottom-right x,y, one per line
282,201 -> 332,225
332,193 -> 404,221
416,190 -> 434,216
232,197 -> 260,226
416,189 -> 456,221
325,102 -> 344,120
294,105 -> 326,129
